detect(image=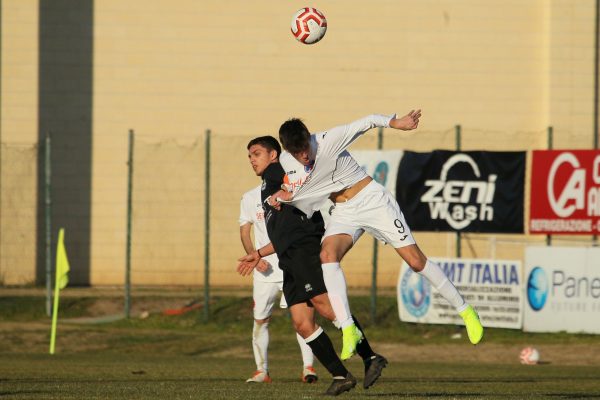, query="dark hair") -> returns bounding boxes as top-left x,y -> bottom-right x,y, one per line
279,118 -> 310,154
247,135 -> 281,157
